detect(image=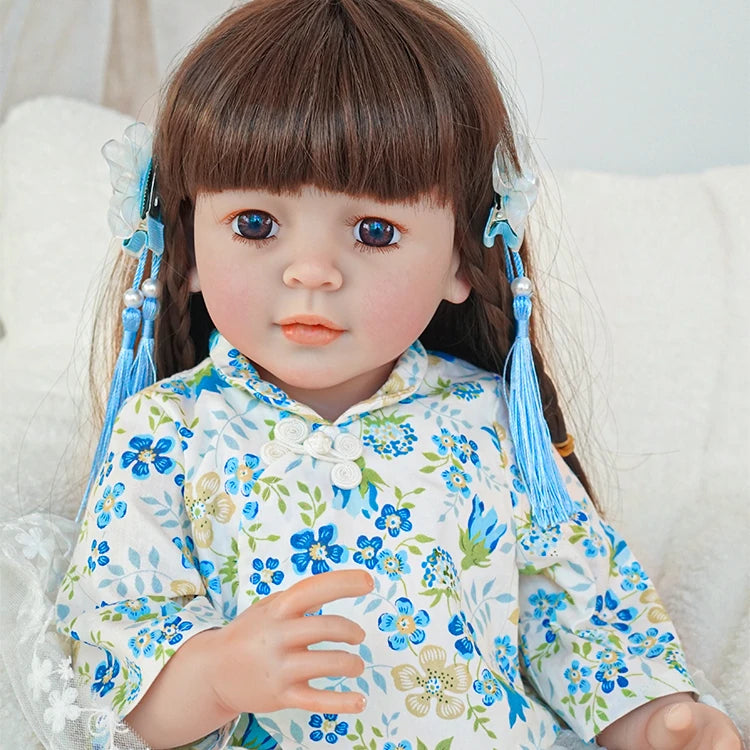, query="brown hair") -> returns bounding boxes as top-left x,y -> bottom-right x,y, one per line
92,0 -> 598,507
